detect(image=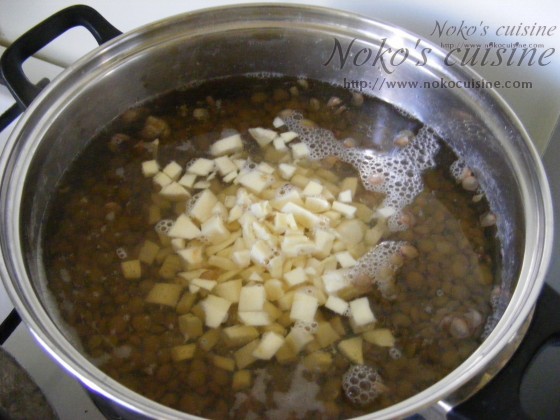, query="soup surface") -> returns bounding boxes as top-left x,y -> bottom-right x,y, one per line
44,77 -> 498,419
